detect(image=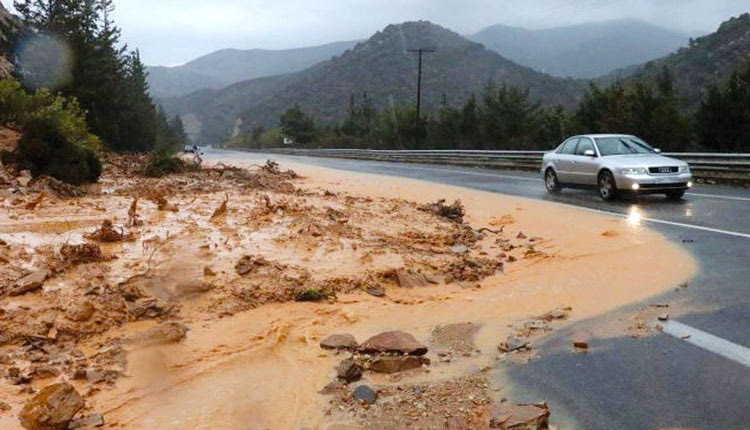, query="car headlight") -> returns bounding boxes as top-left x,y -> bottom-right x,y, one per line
620,167 -> 648,175
678,165 -> 690,173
